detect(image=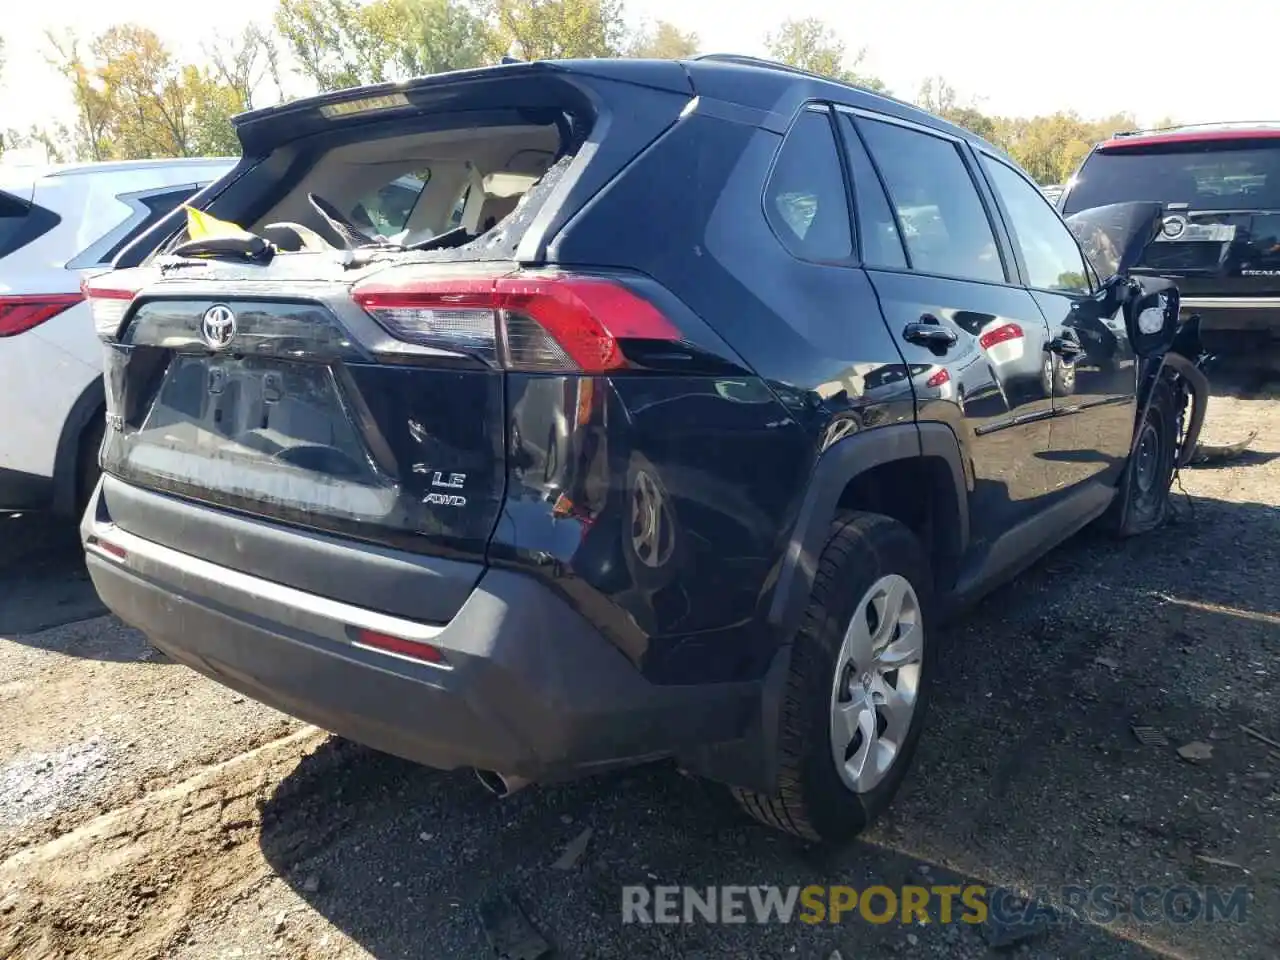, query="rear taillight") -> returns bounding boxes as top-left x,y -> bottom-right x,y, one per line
925,368 -> 951,388
0,293 -> 83,337
352,271 -> 683,373
978,322 -> 1024,350
81,276 -> 140,341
